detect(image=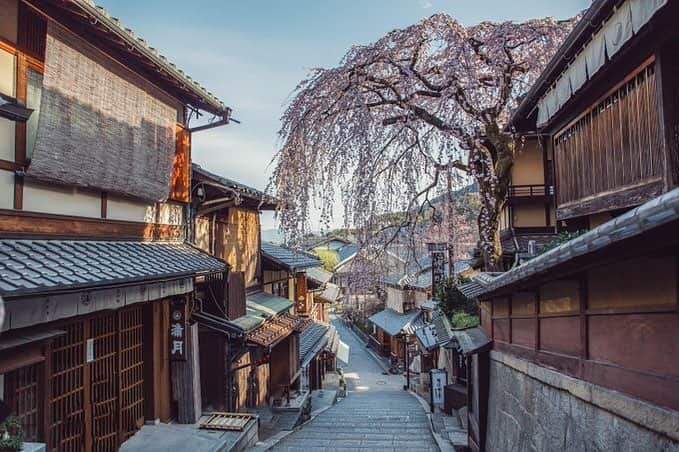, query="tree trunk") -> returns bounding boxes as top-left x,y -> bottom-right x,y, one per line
472,124 -> 513,272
